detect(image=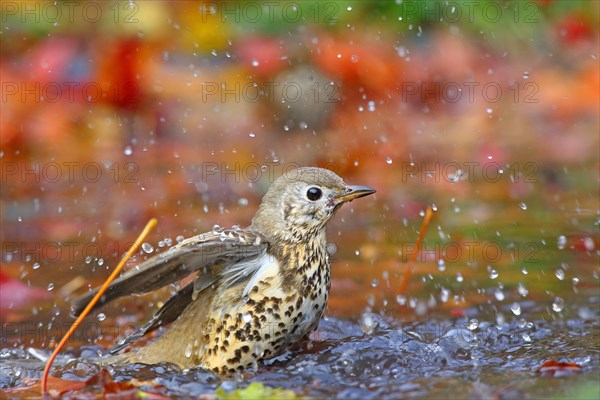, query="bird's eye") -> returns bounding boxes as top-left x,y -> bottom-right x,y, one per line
306,187 -> 322,201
